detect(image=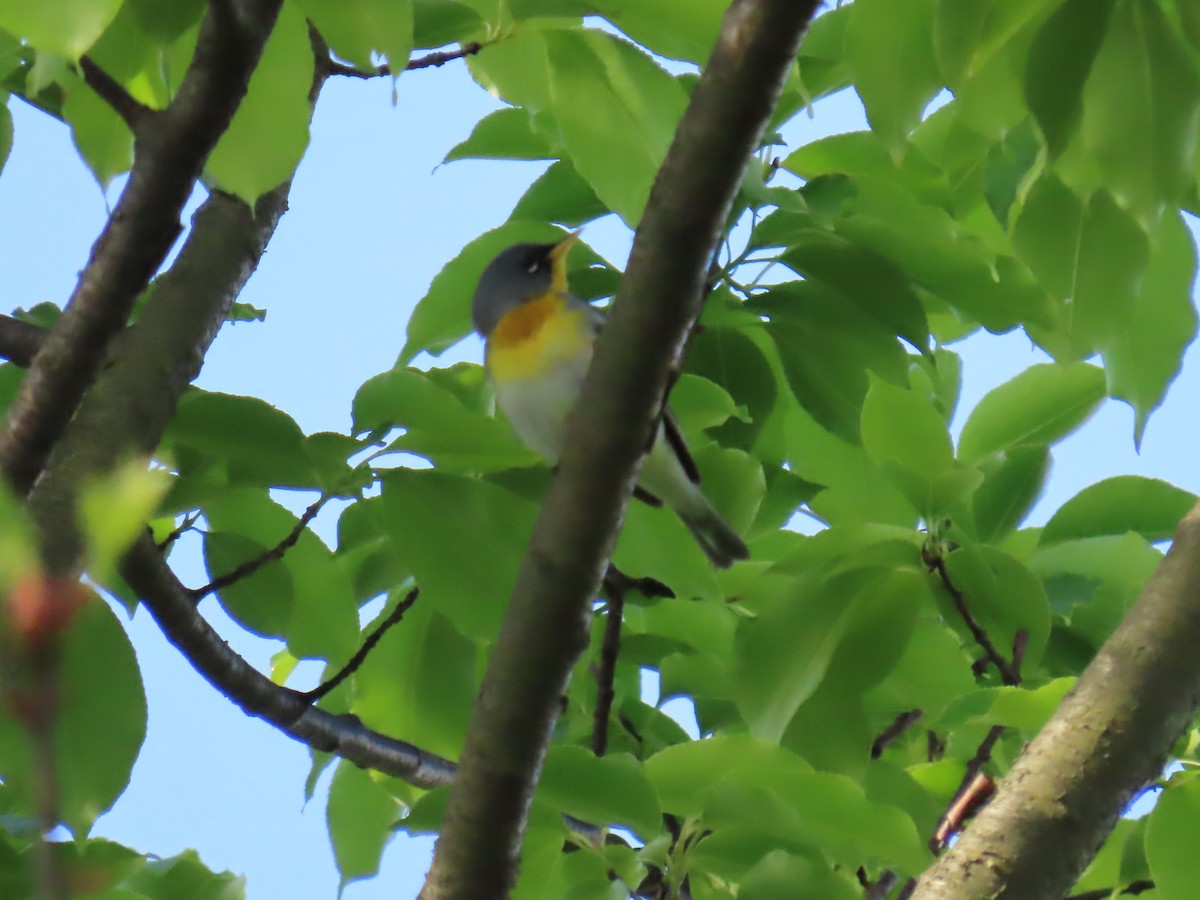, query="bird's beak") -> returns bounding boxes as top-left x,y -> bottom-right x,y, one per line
548,229 -> 580,293
548,229 -> 581,263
